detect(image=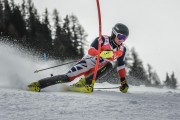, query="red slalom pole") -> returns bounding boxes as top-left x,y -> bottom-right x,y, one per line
92,0 -> 102,87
